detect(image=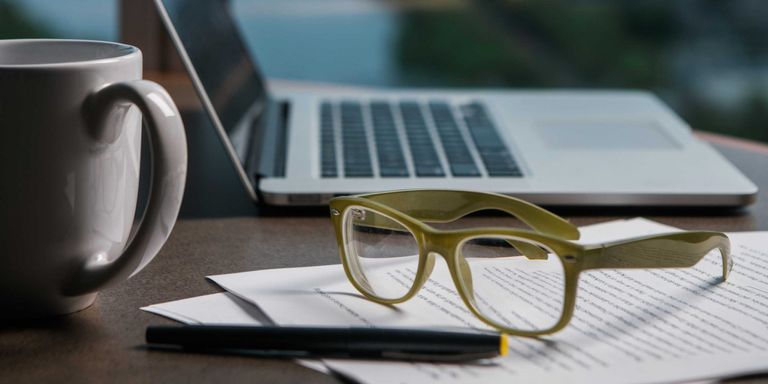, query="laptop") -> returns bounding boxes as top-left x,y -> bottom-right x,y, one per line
154,0 -> 757,207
